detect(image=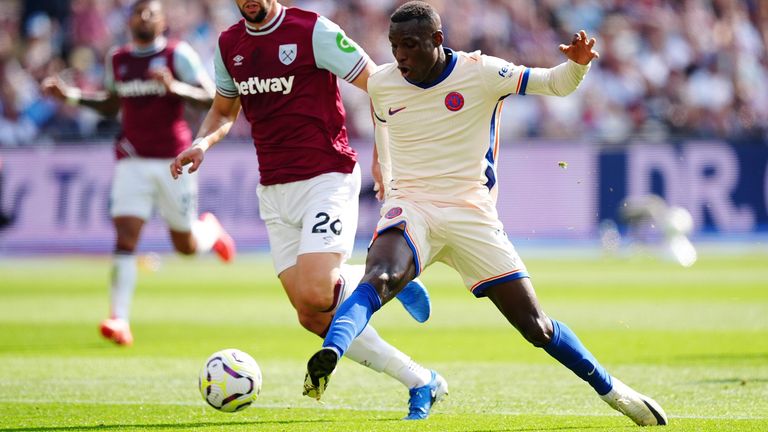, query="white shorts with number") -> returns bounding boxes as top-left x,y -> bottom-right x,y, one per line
257,165 -> 361,274
110,158 -> 198,231
373,197 -> 529,297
